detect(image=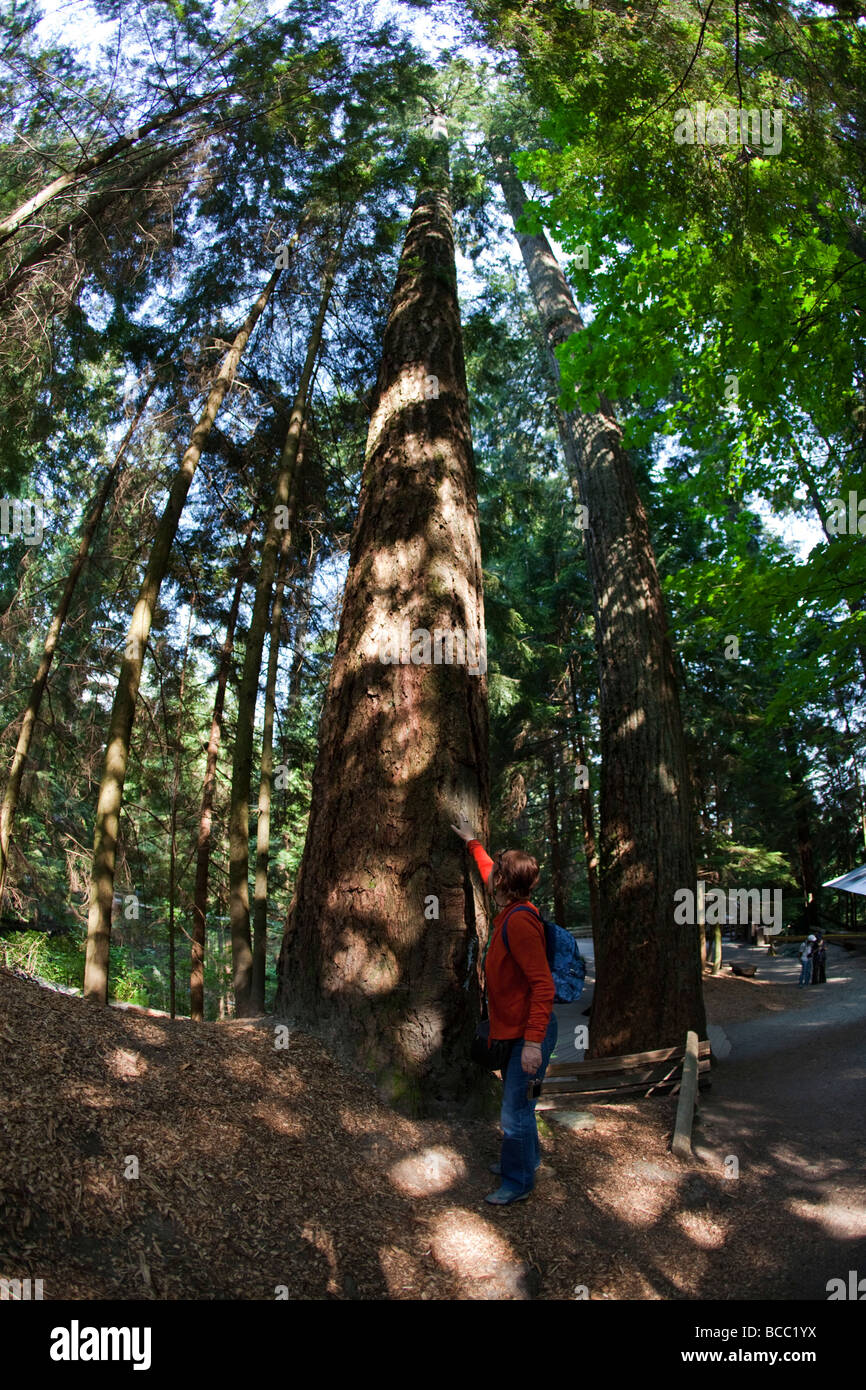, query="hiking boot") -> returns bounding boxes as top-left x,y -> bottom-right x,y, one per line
484,1185 -> 531,1206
